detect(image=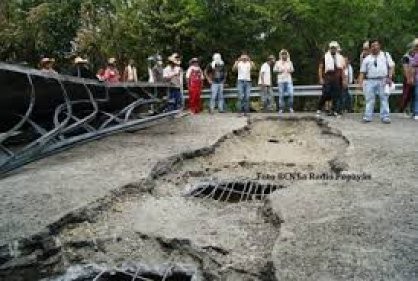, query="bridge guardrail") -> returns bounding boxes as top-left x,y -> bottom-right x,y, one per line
184,84 -> 403,99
